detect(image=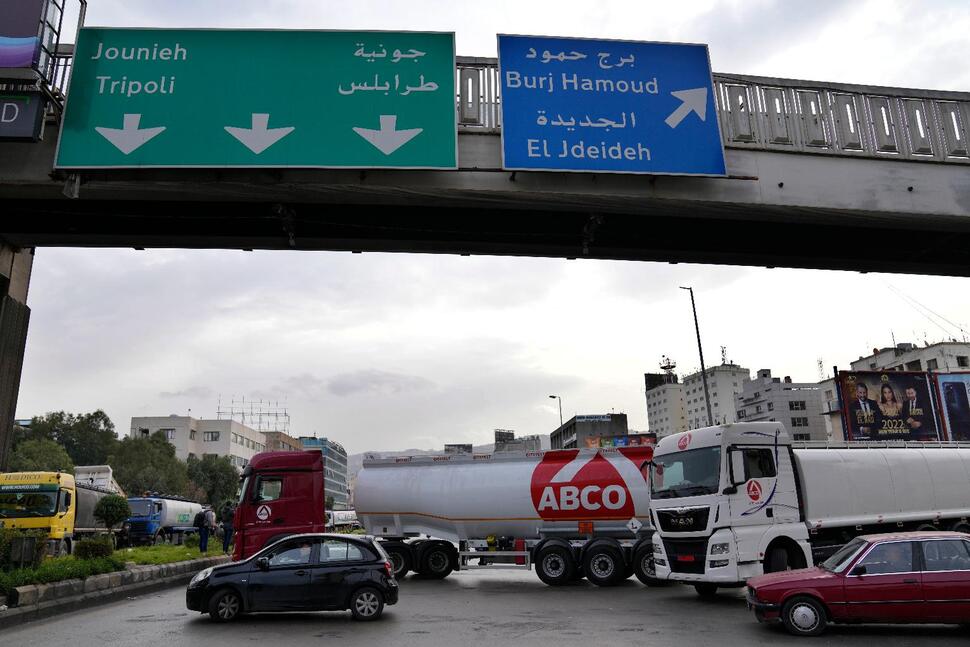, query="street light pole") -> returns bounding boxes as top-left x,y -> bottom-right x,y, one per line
680,286 -> 714,427
548,395 -> 563,430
